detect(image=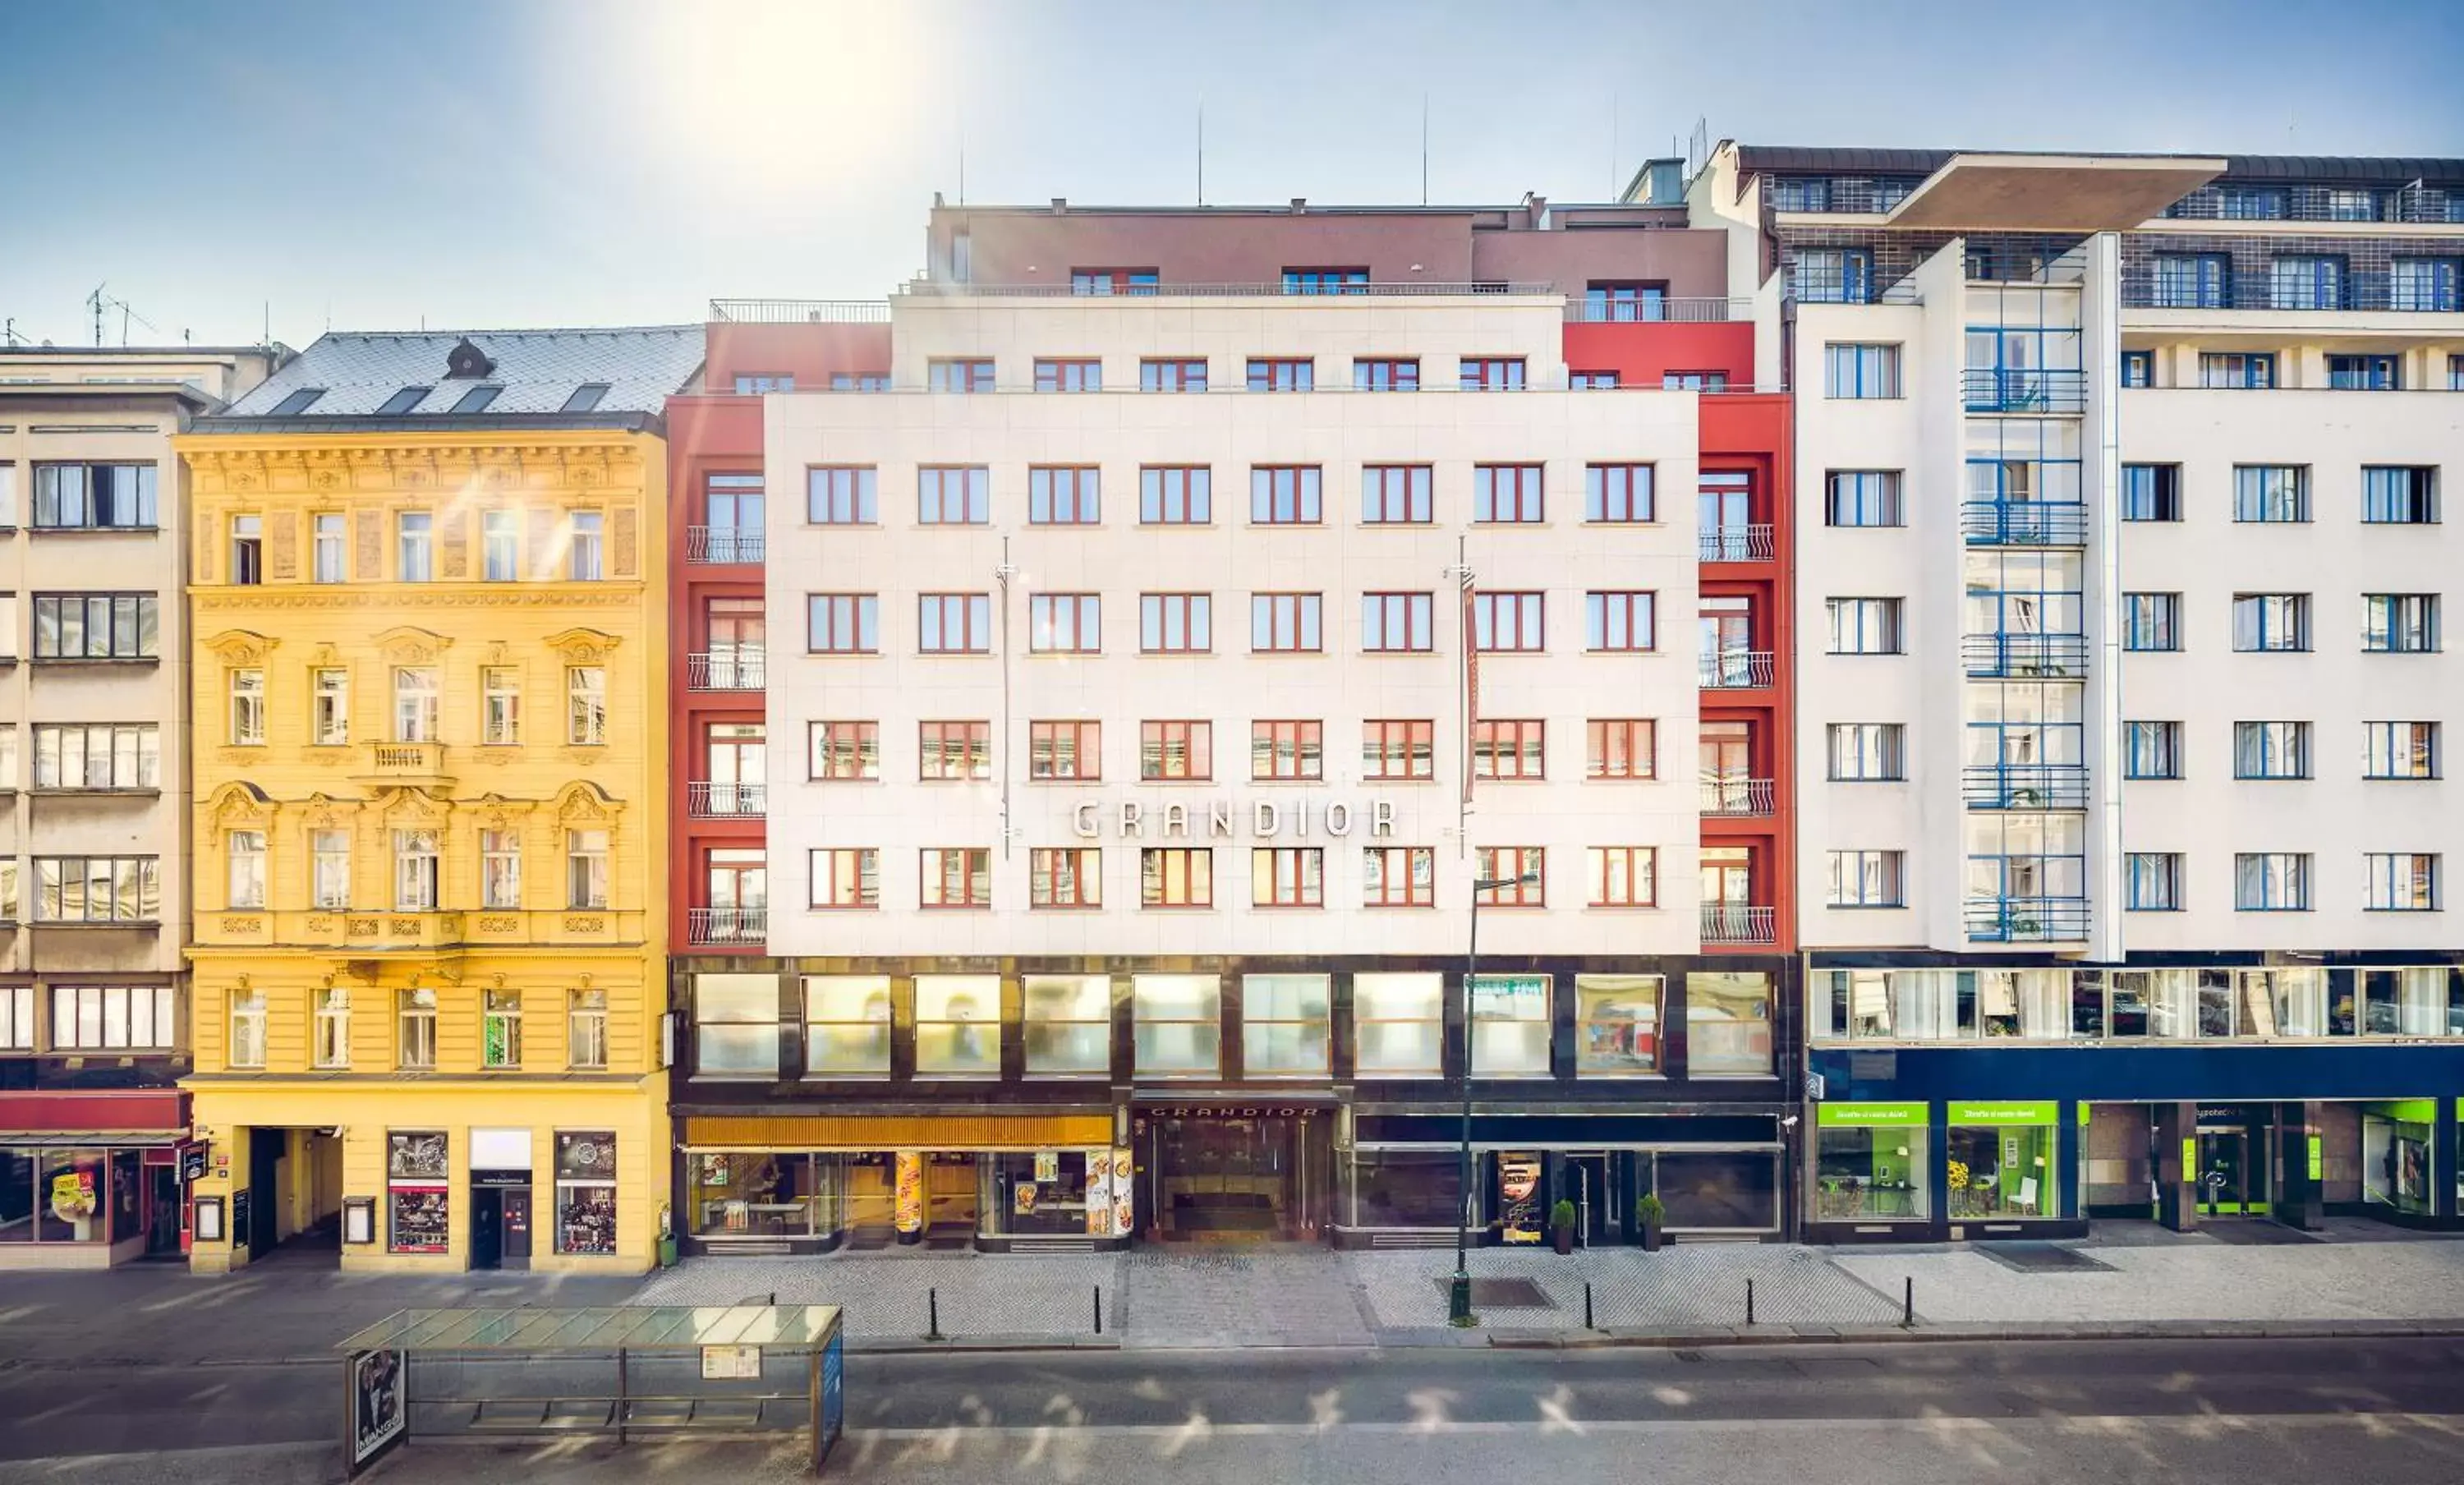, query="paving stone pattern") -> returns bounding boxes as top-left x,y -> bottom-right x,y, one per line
1350,1244 -> 1905,1332
630,1253 -> 1120,1342
1121,1246 -> 1377,1347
